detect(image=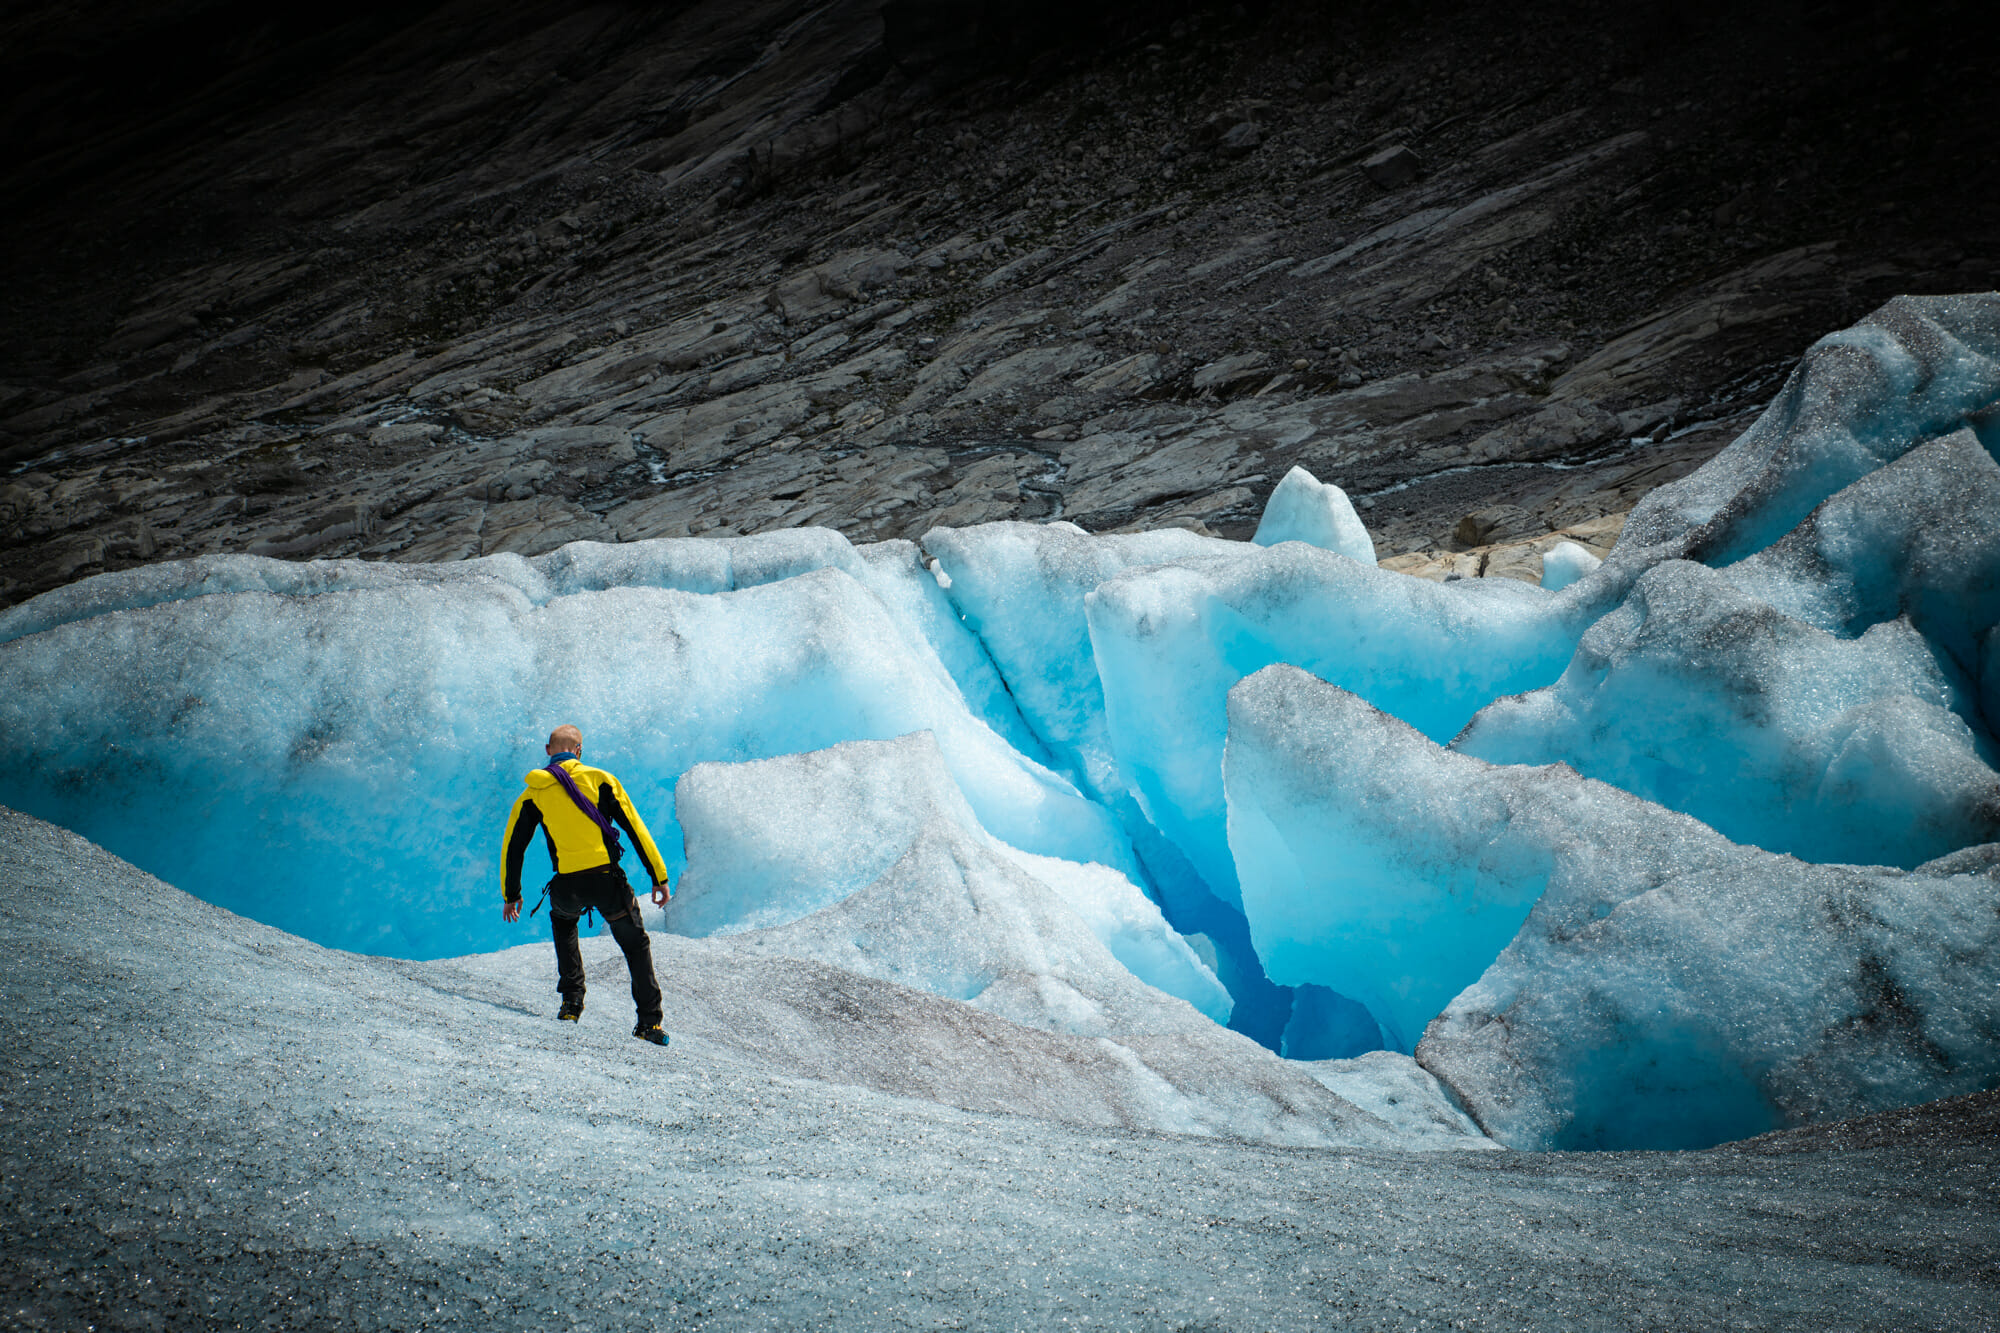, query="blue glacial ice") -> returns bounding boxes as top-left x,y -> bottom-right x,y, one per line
1229,663 -> 2000,1150
1224,665 -> 1560,1053
1087,542 -> 1584,909
668,731 -> 1232,1026
1250,465 -> 1378,564
0,541 -> 1131,959
920,518 -> 1309,1045
1456,429 -> 2000,867
921,520 -> 1236,804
